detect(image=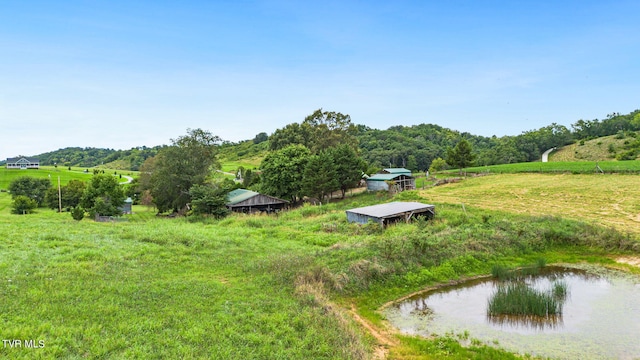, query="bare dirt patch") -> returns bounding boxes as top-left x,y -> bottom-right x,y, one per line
616,256 -> 640,267
348,304 -> 398,359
